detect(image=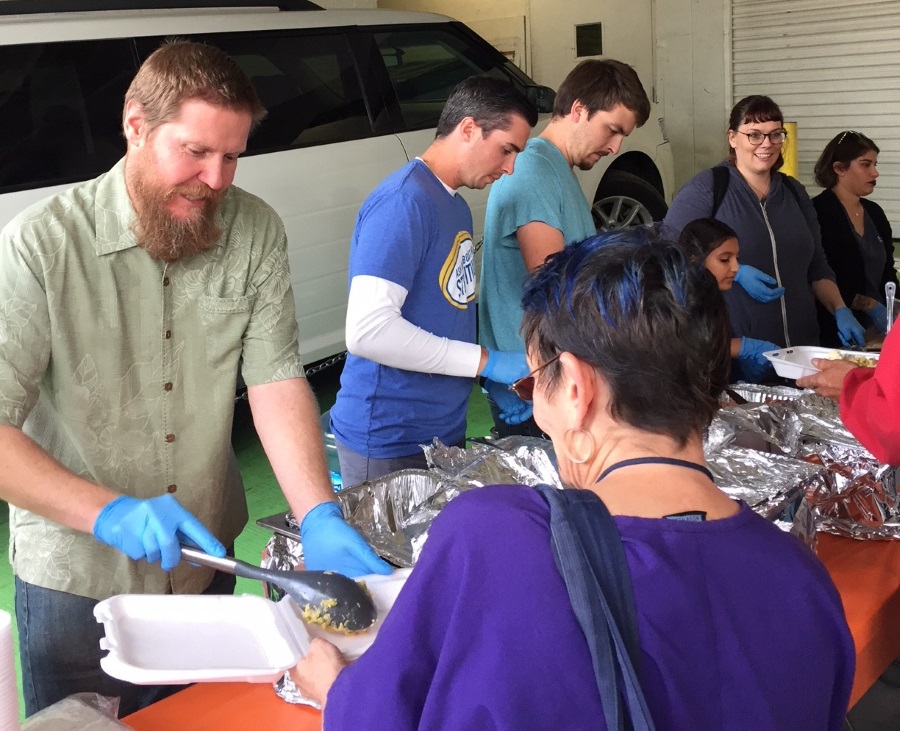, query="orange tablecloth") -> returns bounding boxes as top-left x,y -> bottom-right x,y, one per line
125,534 -> 900,729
